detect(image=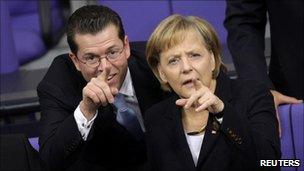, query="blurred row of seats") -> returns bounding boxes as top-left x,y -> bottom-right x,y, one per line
0,0 -> 70,74
1,0 -> 229,74
99,0 -> 227,43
